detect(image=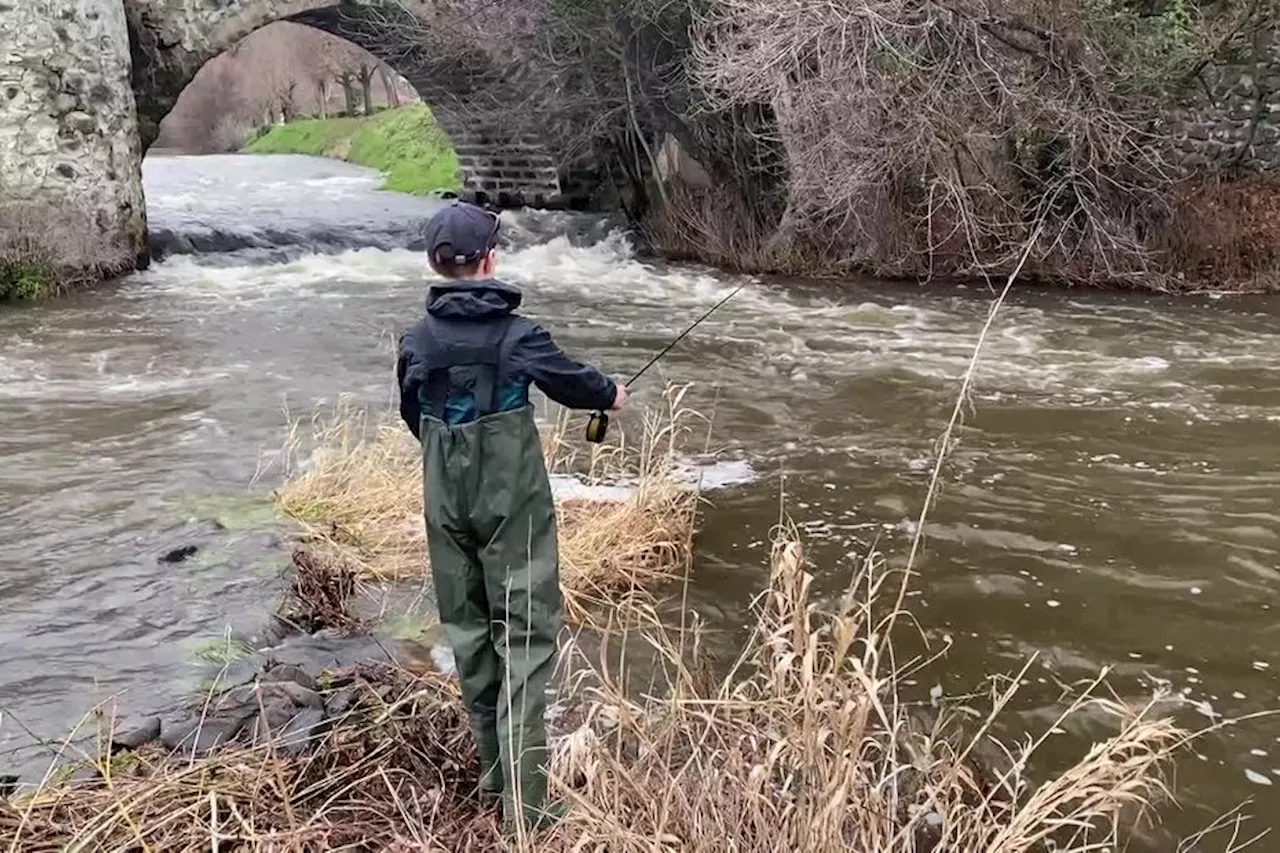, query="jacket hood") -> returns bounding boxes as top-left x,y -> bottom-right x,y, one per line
426,279 -> 522,320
